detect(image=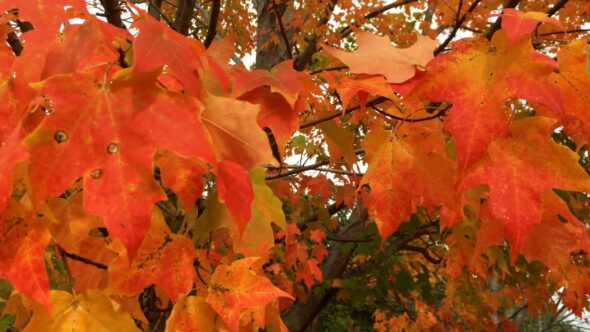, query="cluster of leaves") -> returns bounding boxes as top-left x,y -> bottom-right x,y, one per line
2,0 -> 590,331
